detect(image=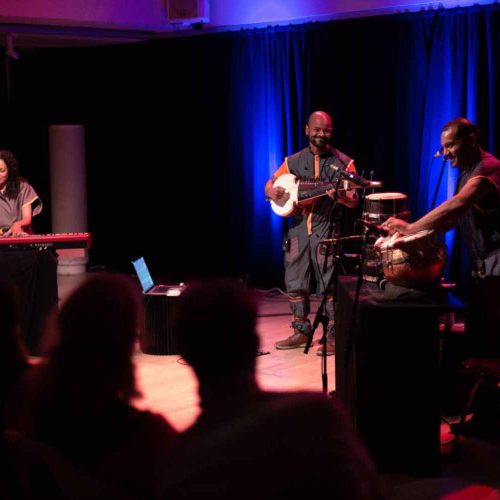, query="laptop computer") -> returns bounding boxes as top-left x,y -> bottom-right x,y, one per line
132,256 -> 174,295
